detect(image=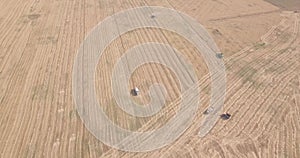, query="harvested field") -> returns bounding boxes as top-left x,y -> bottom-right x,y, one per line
0,0 -> 299,158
